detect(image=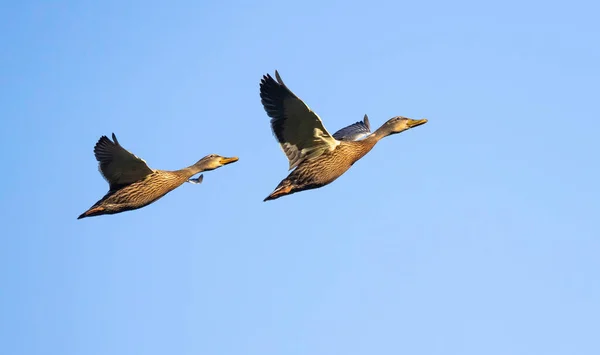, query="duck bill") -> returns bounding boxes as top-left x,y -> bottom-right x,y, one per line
407,118 -> 428,128
219,156 -> 239,165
